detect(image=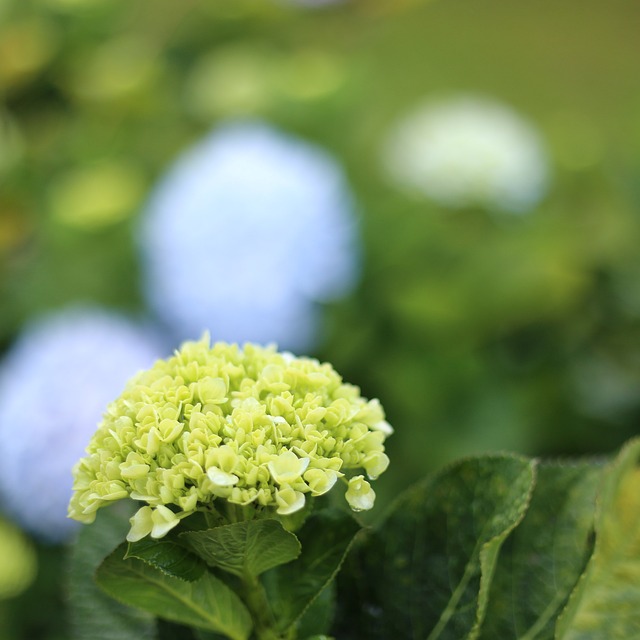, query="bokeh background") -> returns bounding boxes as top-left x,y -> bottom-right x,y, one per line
1,0 -> 640,637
